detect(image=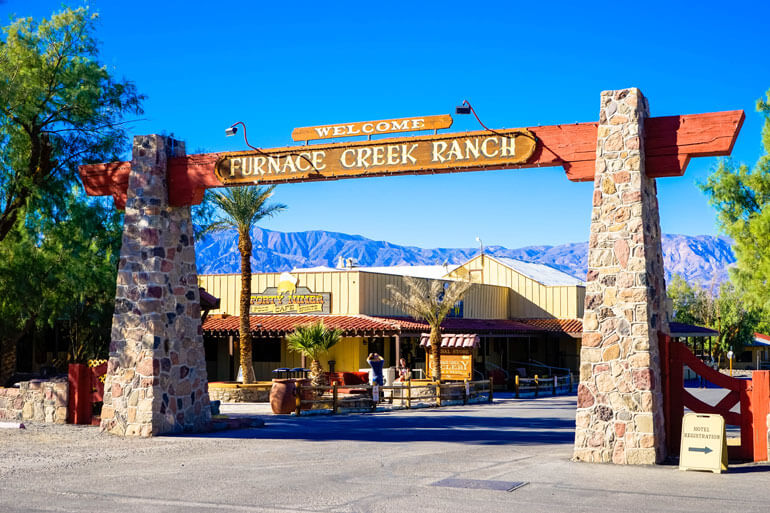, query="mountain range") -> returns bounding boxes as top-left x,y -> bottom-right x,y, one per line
195,228 -> 735,287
